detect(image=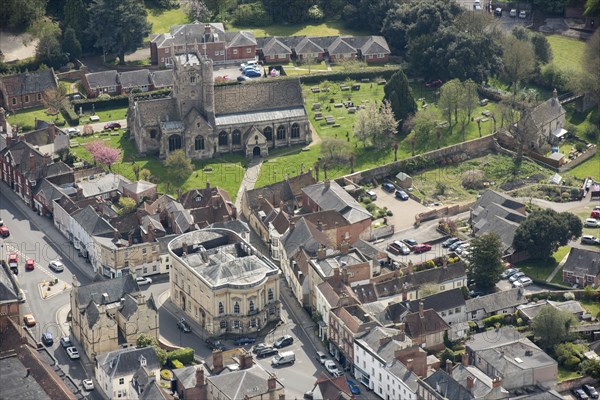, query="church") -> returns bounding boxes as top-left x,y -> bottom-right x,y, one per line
127,52 -> 311,159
